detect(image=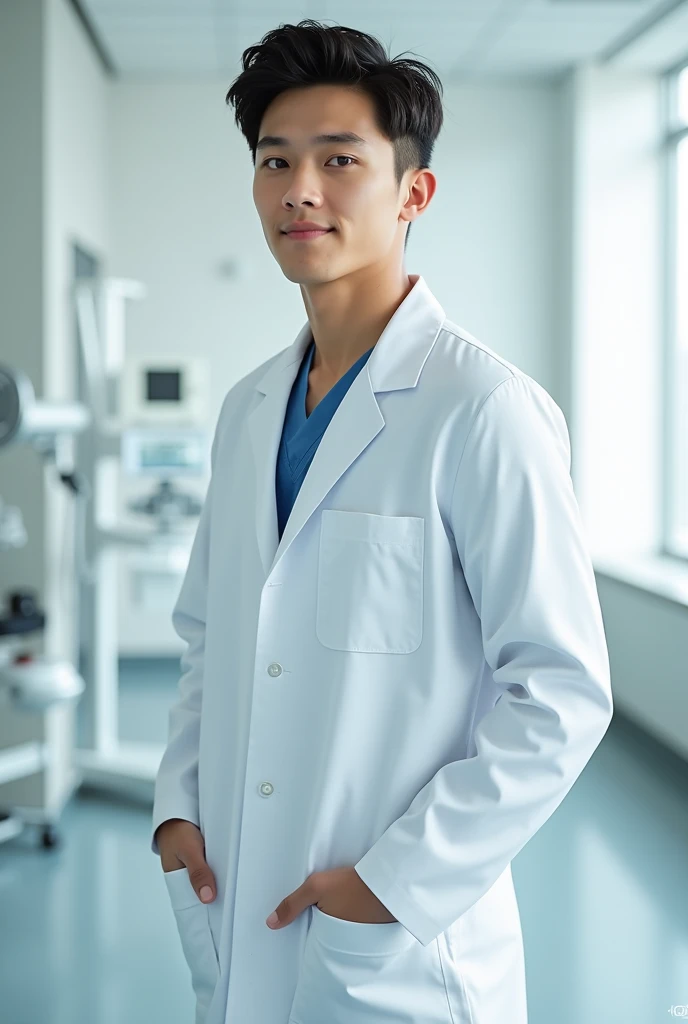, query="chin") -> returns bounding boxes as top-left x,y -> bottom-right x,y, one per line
280,266 -> 338,285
